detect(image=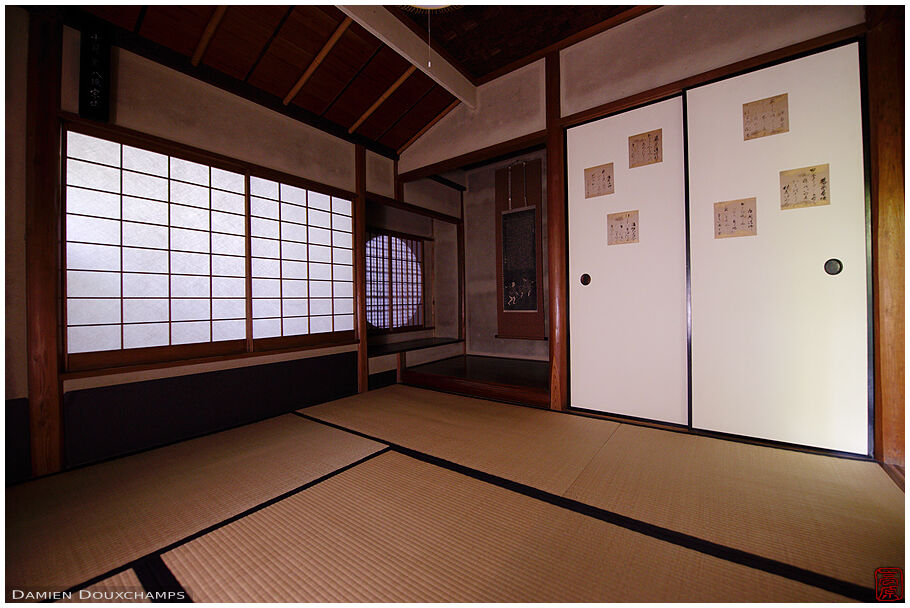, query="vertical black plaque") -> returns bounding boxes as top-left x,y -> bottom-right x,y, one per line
79,28 -> 111,122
